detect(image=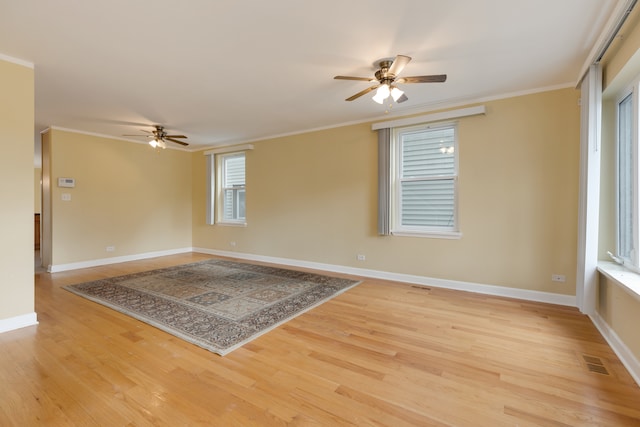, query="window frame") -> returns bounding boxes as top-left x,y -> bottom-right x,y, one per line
390,121 -> 461,239
217,151 -> 246,225
615,82 -> 640,270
